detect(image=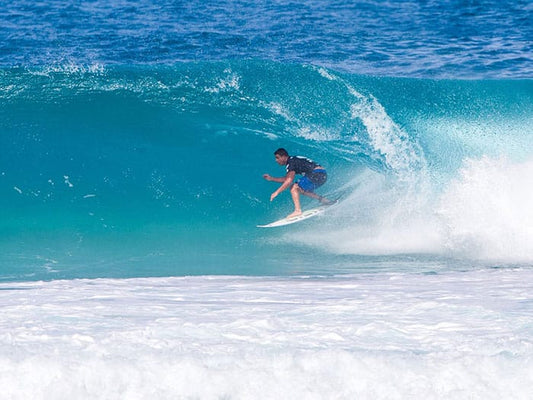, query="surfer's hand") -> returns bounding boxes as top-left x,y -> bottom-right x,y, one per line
263,174 -> 272,181
270,191 -> 278,201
